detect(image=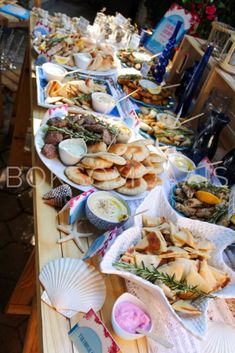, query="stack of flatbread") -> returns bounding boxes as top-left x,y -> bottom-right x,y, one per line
65,139 -> 165,196
119,215 -> 230,315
